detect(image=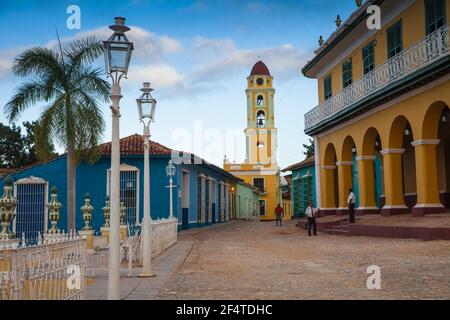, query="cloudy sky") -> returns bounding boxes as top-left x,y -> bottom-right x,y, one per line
0,0 -> 356,169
